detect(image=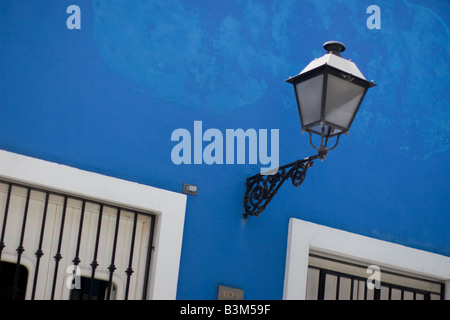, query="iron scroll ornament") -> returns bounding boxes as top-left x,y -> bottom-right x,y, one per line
243,154 -> 320,219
